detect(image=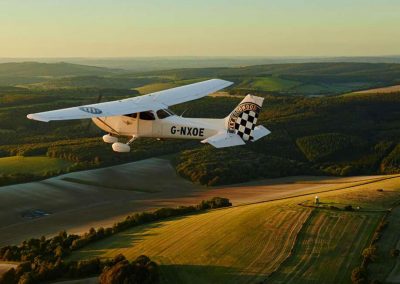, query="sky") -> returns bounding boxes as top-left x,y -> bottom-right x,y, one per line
1,0 -> 400,57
